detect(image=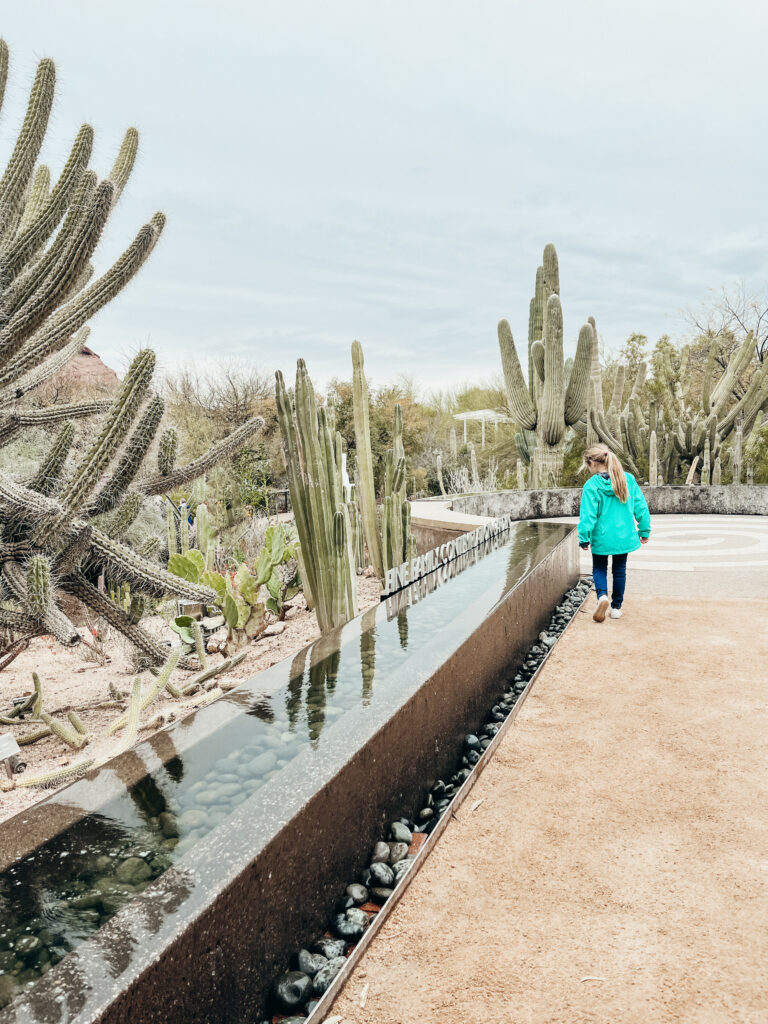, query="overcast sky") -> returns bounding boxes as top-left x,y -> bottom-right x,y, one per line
2,0 -> 767,391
